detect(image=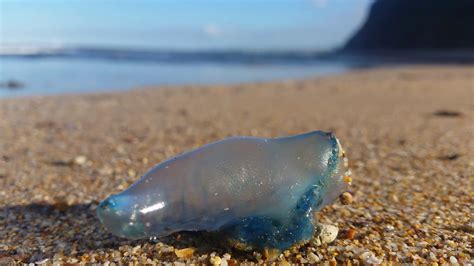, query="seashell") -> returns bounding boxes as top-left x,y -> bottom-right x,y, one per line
97,131 -> 351,250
